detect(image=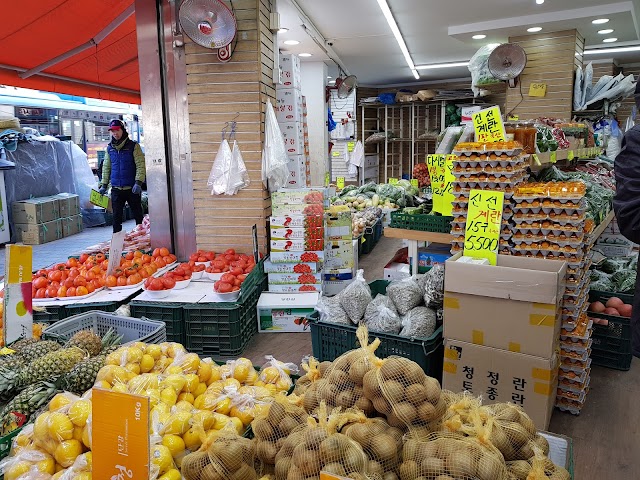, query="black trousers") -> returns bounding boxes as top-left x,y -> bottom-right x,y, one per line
111,187 -> 144,233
